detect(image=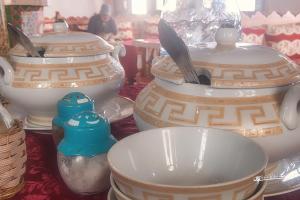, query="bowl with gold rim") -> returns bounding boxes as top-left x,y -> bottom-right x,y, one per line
0,27 -> 125,126
134,26 -> 300,163
108,127 -> 268,200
